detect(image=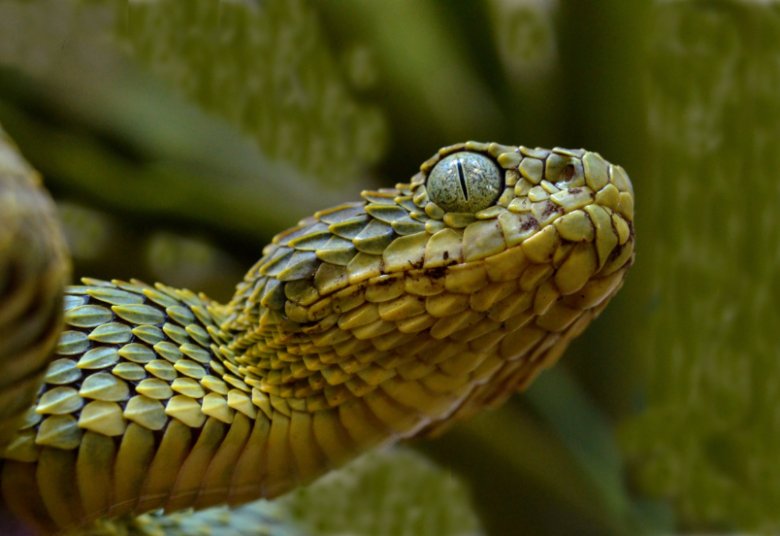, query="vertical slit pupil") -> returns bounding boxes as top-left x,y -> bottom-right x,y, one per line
456,160 -> 469,200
